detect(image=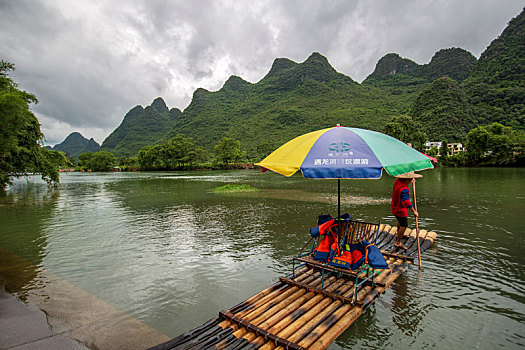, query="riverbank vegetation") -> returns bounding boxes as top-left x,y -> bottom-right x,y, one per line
387,116 -> 525,167
72,119 -> 524,173
0,61 -> 61,189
